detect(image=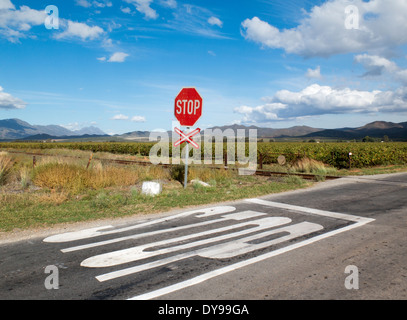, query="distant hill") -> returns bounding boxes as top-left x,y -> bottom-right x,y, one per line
71,126 -> 106,136
0,118 -> 106,140
118,130 -> 151,141
203,124 -> 323,138
0,119 -> 39,140
18,133 -> 109,141
118,124 -> 322,141
302,121 -> 407,140
115,121 -> 407,141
